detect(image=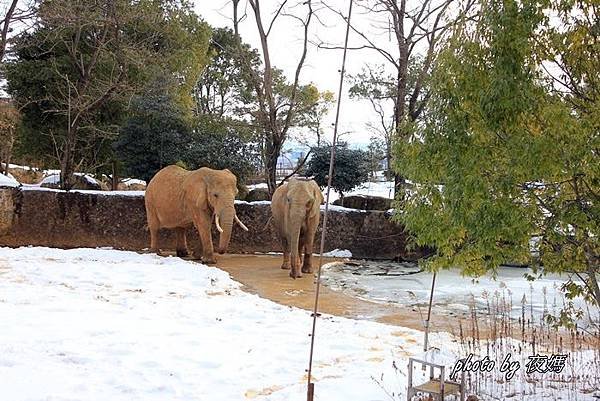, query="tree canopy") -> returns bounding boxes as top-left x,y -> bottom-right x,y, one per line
394,0 -> 600,310
114,79 -> 192,183
306,144 -> 369,200
5,0 -> 210,188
